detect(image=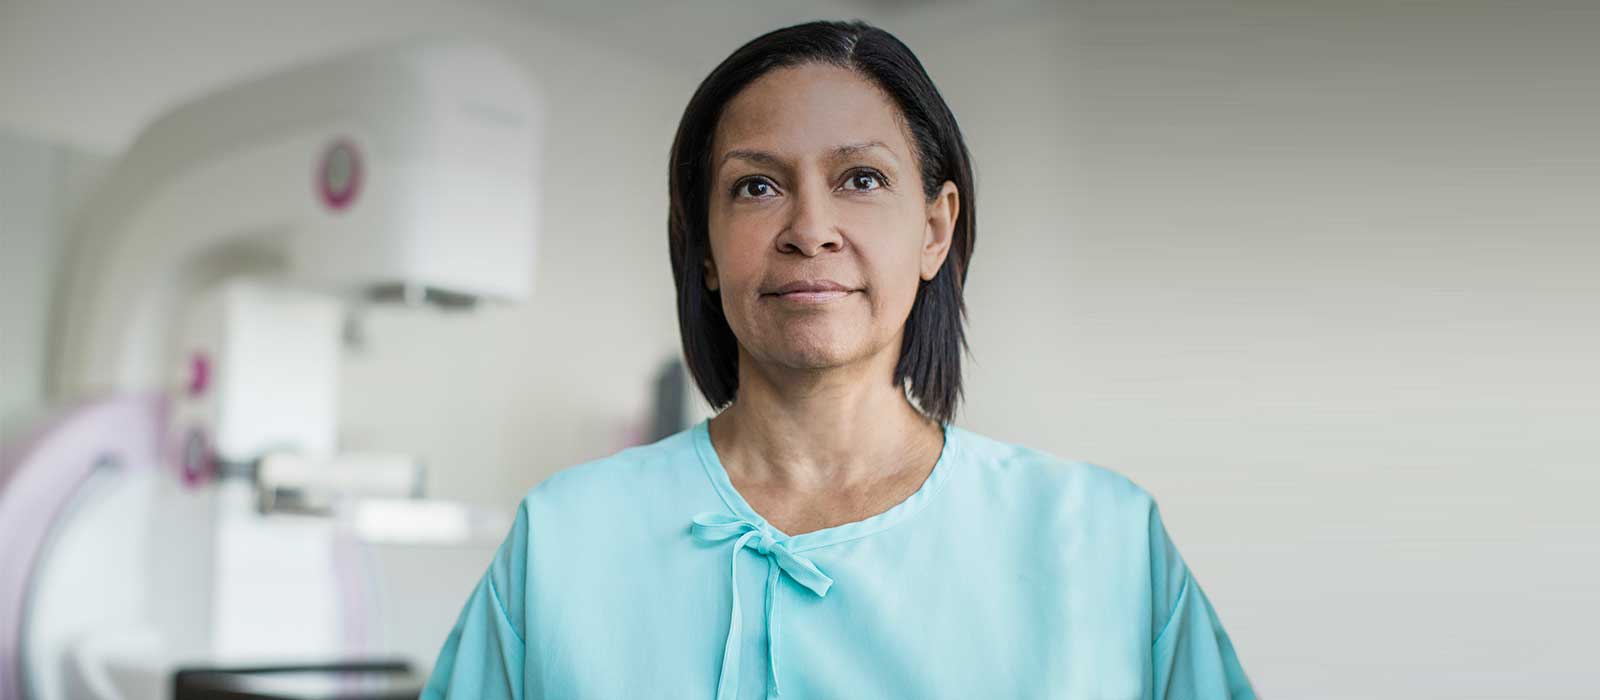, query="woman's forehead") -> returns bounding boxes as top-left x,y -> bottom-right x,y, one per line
712,63 -> 912,167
